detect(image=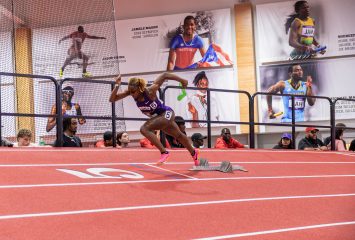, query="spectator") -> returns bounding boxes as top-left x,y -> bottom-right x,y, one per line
166,116 -> 186,148
332,128 -> 347,151
117,131 -> 130,148
13,129 -> 38,147
46,86 -> 86,132
349,139 -> 355,151
191,133 -> 206,148
95,131 -> 113,148
324,123 -> 347,150
140,130 -> 171,149
298,127 -> 327,151
273,133 -> 294,149
54,118 -> 82,147
215,128 -> 246,149
0,126 -> 13,147
0,138 -> 13,147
